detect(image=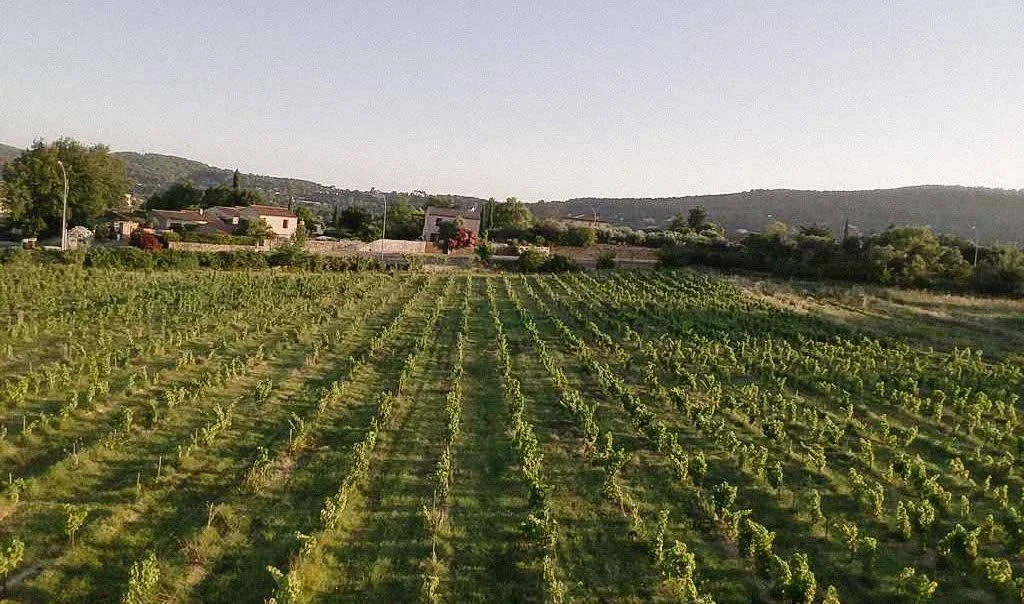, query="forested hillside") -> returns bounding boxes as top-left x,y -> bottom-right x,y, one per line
534,186 -> 1024,243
